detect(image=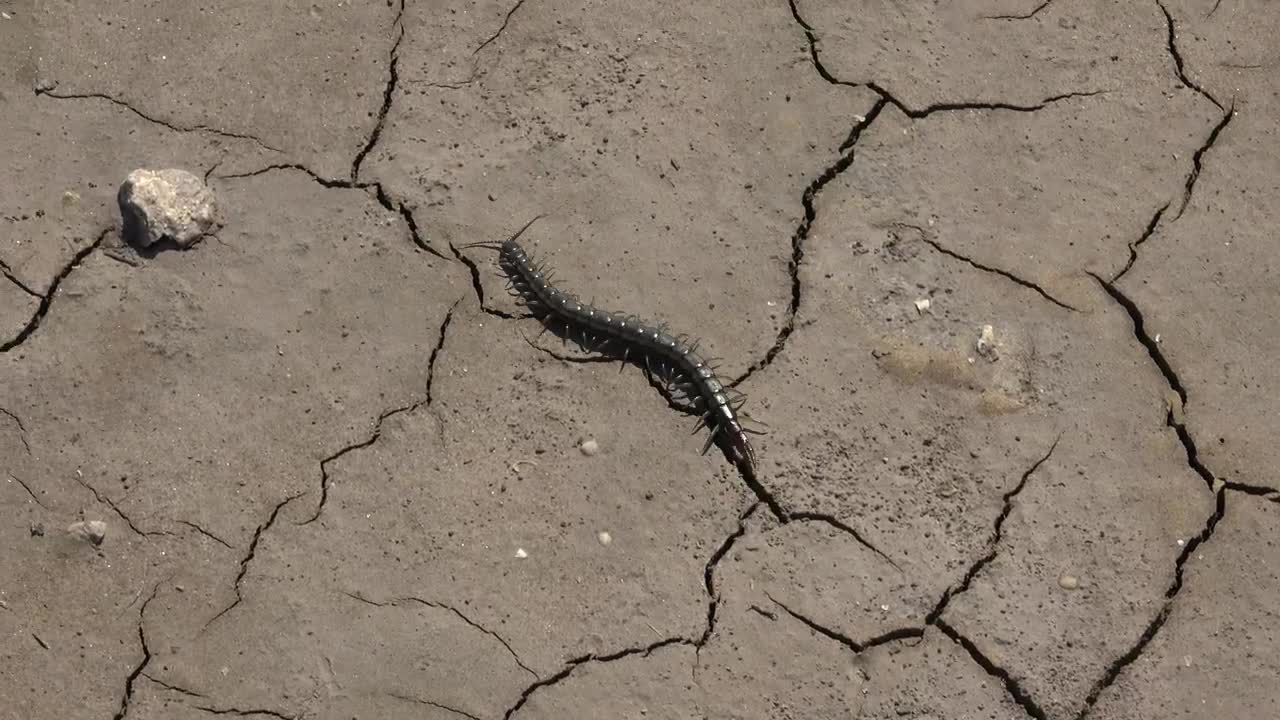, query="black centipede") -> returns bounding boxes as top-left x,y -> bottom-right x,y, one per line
461,216 -> 762,471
